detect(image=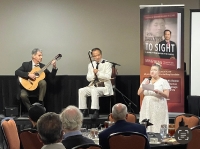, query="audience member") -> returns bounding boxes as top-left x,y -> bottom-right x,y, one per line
27,103 -> 46,129
60,105 -> 94,149
98,103 -> 150,149
37,112 -> 65,149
